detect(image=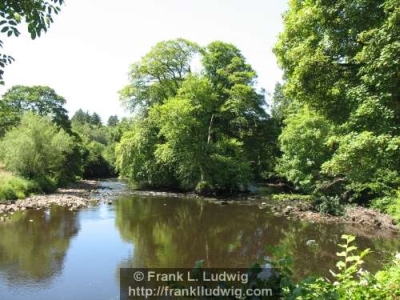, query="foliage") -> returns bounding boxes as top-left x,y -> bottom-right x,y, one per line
0,0 -> 64,83
321,132 -> 400,200
0,85 -> 71,136
119,38 -> 201,113
273,0 -> 400,207
0,113 -> 73,183
107,115 -> 119,127
0,170 -> 40,201
371,190 -> 400,223
116,116 -> 176,187
312,195 -> 345,216
71,110 -> 121,178
276,107 -> 334,192
117,39 -> 275,193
